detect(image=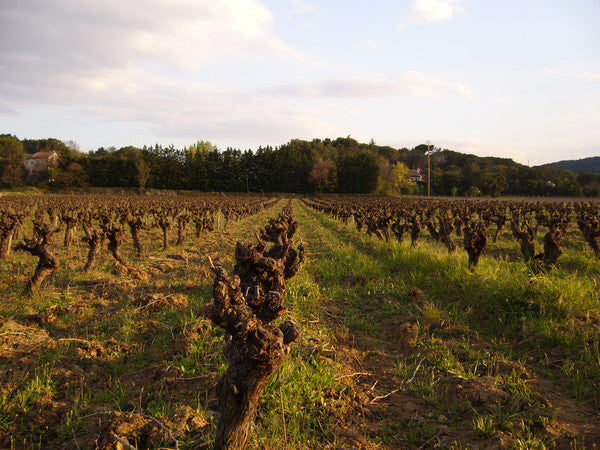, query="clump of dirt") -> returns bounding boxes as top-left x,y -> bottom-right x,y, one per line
153,261 -> 179,273
64,337 -> 128,359
90,278 -> 137,299
406,285 -> 425,301
438,374 -> 509,412
24,310 -> 57,325
531,379 -> 600,446
76,340 -> 108,358
31,390 -> 68,436
493,358 -> 532,379
95,412 -> 178,449
164,404 -> 208,435
160,319 -> 214,360
23,301 -> 92,326
134,293 -> 189,312
181,318 -> 213,339
118,365 -> 218,404
166,253 -> 189,262
114,262 -> 152,282
381,318 -> 419,353
343,273 -> 372,286
51,300 -> 90,318
0,319 -> 54,361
